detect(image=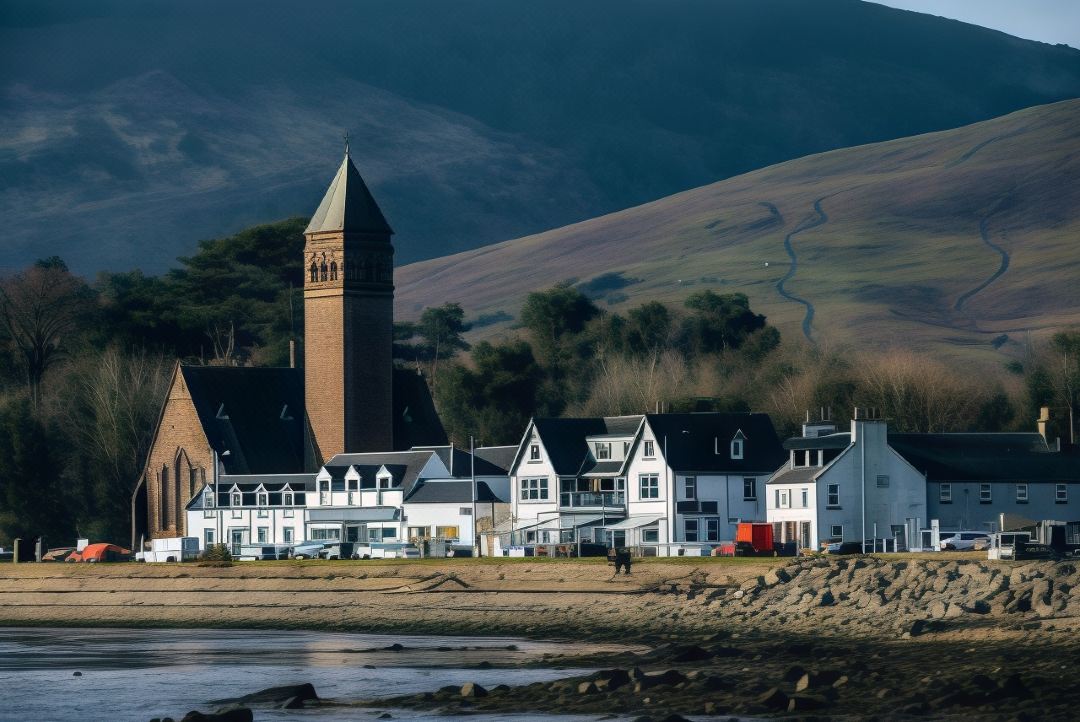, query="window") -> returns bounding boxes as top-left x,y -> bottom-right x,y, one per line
521,477 -> 549,501
684,519 -> 699,542
231,509 -> 241,519
257,527 -> 268,543
460,506 -> 472,515
378,476 -> 392,489
1016,483 -> 1029,503
643,528 -> 659,543
309,262 -> 318,283
320,261 -> 328,281
203,510 -> 214,519
800,488 -> 809,508
283,492 -> 293,506
743,478 -> 757,501
257,492 -> 268,506
827,483 -> 840,508
730,438 -> 744,459
408,526 -> 430,540
776,489 -> 790,509
529,444 -> 541,461
203,493 -> 214,508
204,530 -> 215,547
311,528 -> 340,541
639,474 -> 660,499
1057,484 -> 1069,503
705,518 -> 720,542
596,442 -> 611,460
876,475 -> 890,488
437,526 -> 459,539
684,476 -> 697,500
940,483 -> 952,503
829,525 -> 843,540
231,492 -> 241,507
348,491 -> 356,506
643,440 -> 655,458
329,261 -> 338,281
980,484 -> 992,503
283,528 -> 293,543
